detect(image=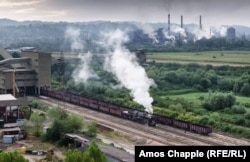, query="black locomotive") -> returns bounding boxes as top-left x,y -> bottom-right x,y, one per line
122,110 -> 156,126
